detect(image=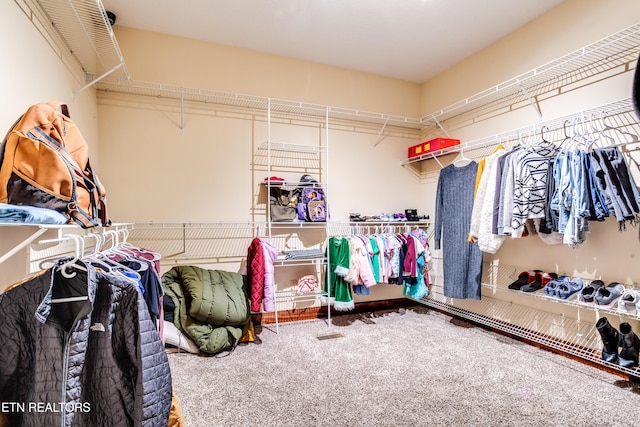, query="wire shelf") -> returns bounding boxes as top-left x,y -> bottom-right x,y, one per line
401,97 -> 640,183
419,258 -> 640,376
420,23 -> 640,132
35,0 -> 129,86
254,141 -> 326,171
95,77 -> 423,129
